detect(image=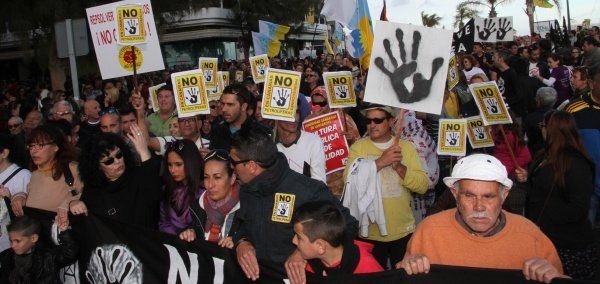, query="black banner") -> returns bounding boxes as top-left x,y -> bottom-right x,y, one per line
453,19 -> 475,54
